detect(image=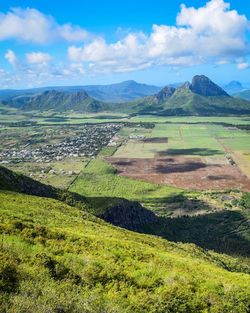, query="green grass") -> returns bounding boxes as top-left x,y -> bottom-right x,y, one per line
0,110 -> 129,125
1,190 -> 250,313
130,115 -> 250,125
70,158 -> 181,213
69,158 -> 250,257
114,122 -> 250,160
118,126 -> 152,137
69,158 -> 239,217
